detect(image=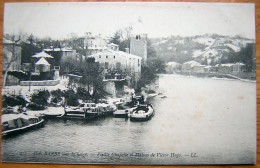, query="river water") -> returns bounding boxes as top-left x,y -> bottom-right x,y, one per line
2,74 -> 256,165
